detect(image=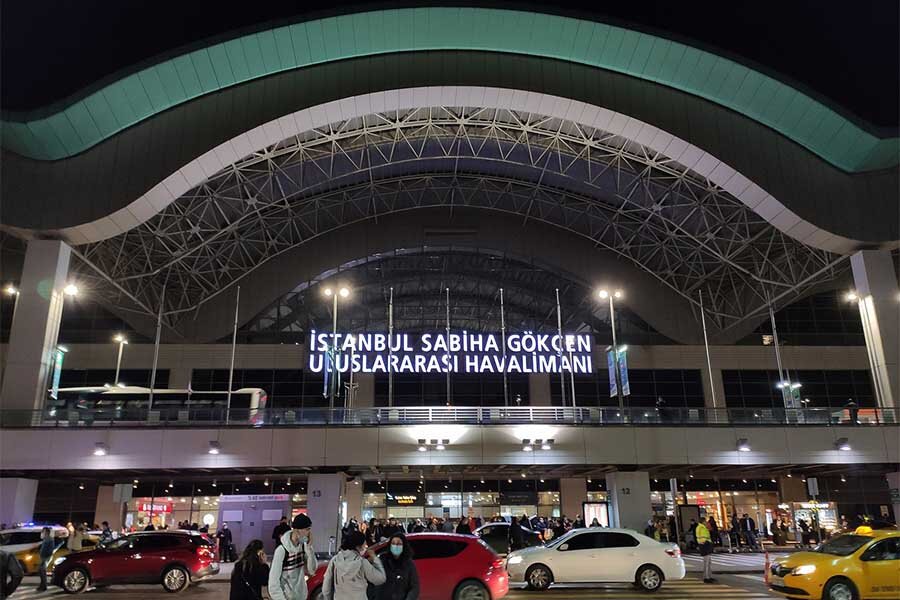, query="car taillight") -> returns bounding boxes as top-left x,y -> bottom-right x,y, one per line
665,547 -> 681,558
